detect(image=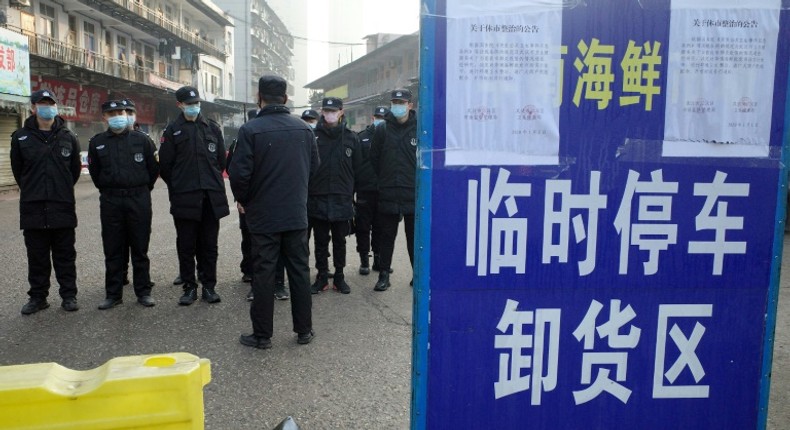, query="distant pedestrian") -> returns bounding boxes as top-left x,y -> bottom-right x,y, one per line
370,89 -> 418,291
159,86 -> 229,306
230,75 -> 319,349
87,99 -> 159,309
354,106 -> 388,275
308,97 -> 362,295
301,109 -> 319,128
10,89 -> 82,314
